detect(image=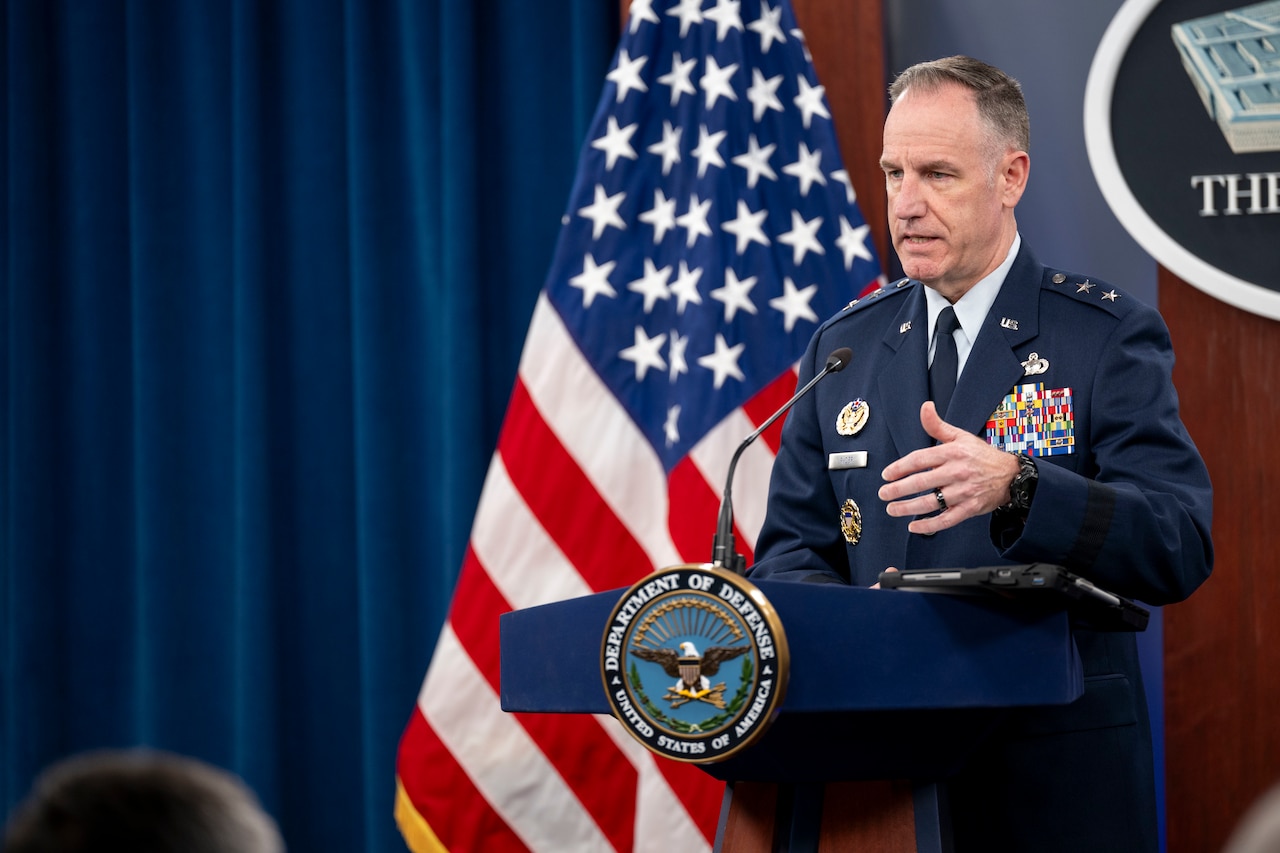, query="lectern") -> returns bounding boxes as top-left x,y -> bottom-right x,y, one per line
500,579 -> 1082,852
